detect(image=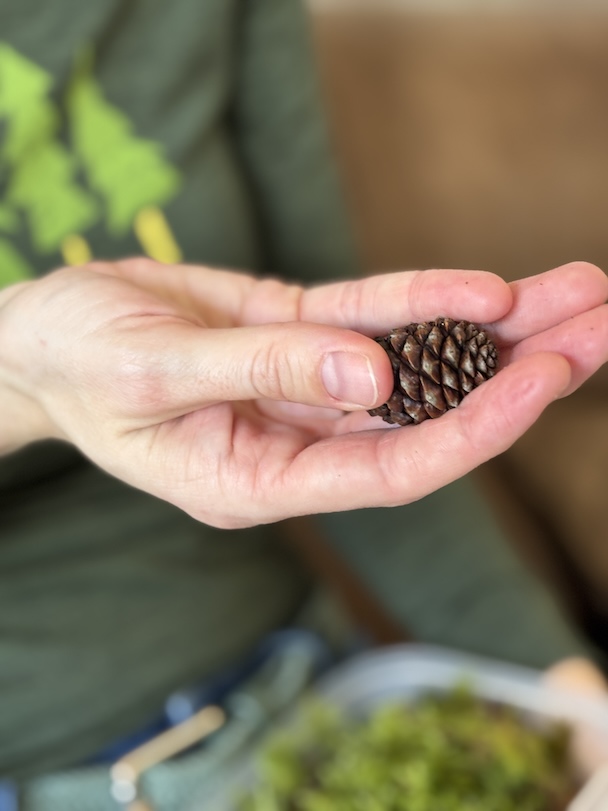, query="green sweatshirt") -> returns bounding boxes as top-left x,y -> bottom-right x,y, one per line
0,0 -> 591,780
